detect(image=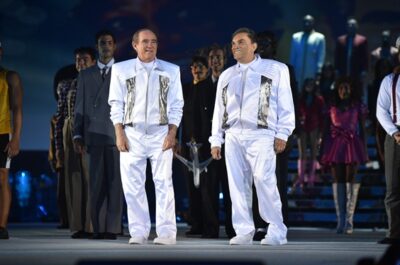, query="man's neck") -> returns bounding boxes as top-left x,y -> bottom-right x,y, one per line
99,57 -> 112,65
